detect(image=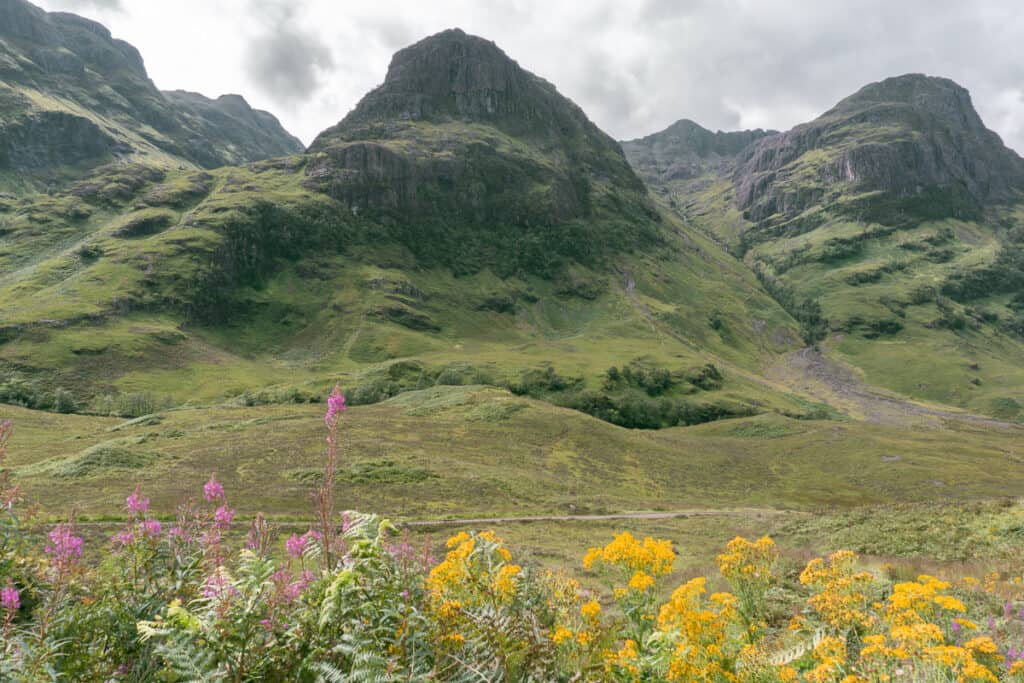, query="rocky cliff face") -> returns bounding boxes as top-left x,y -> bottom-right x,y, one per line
732,74 -> 1024,233
311,28 -> 639,195
304,28 -> 658,276
0,0 -> 302,188
162,91 -> 304,167
622,119 -> 774,185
